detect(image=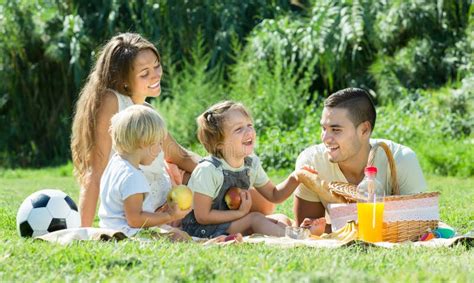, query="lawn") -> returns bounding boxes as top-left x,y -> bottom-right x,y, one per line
0,165 -> 473,282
